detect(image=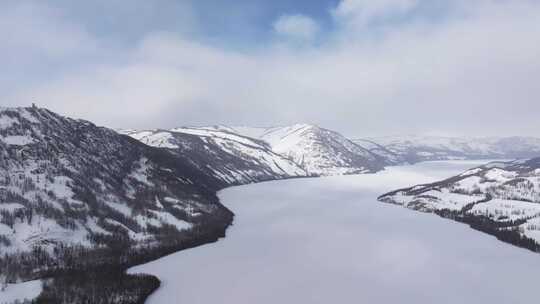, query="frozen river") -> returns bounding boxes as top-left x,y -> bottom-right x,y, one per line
130,161 -> 540,304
